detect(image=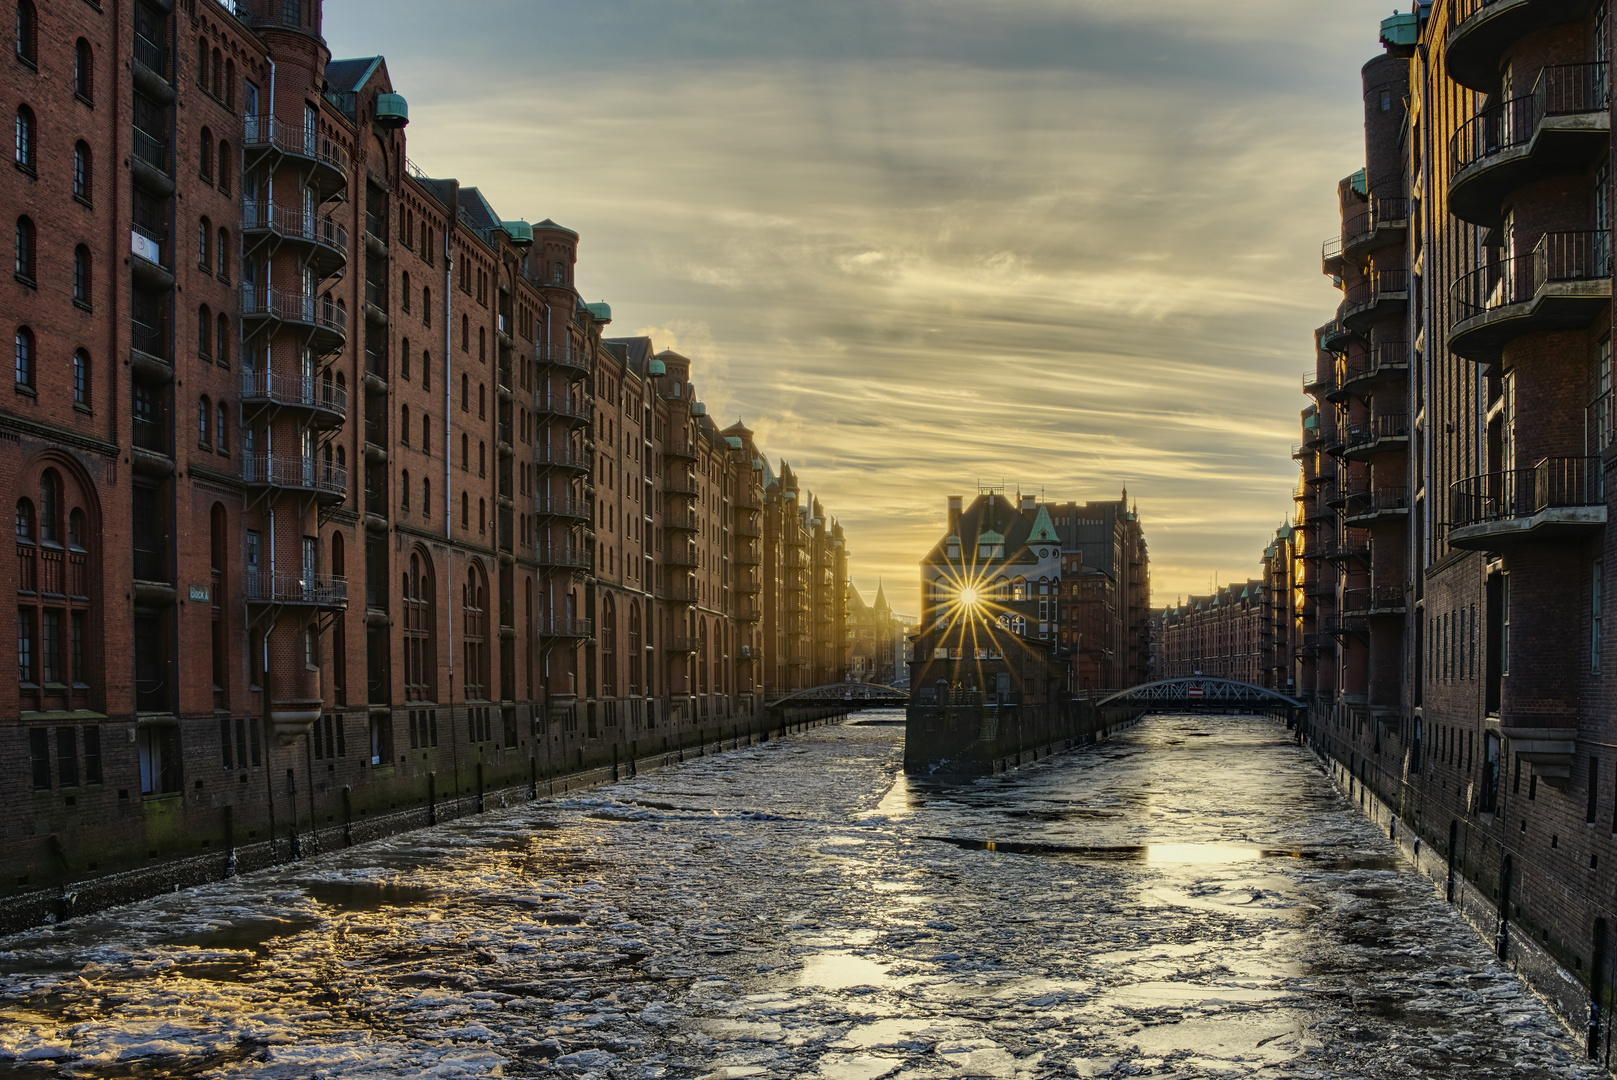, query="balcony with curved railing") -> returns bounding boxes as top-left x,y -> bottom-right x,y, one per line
242,116 -> 349,198
534,395 -> 591,426
242,454 -> 347,502
1341,198 -> 1410,261
239,286 -> 347,353
240,369 -> 346,428
1322,234 -> 1345,276
241,201 -> 348,277
1336,341 -> 1410,399
244,570 -> 348,610
1339,413 -> 1410,460
1303,367 -> 1332,395
538,614 -> 592,638
1340,585 -> 1407,617
1448,230 -> 1611,364
665,636 -> 699,655
1445,0 -> 1602,92
536,341 -> 592,378
1448,63 -> 1609,224
534,494 -> 590,521
535,443 -> 590,473
1344,485 -> 1411,526
1318,319 -> 1355,354
664,437 -> 699,461
665,508 -> 700,533
534,543 -> 590,571
1449,456 -> 1605,548
1341,269 -> 1410,331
